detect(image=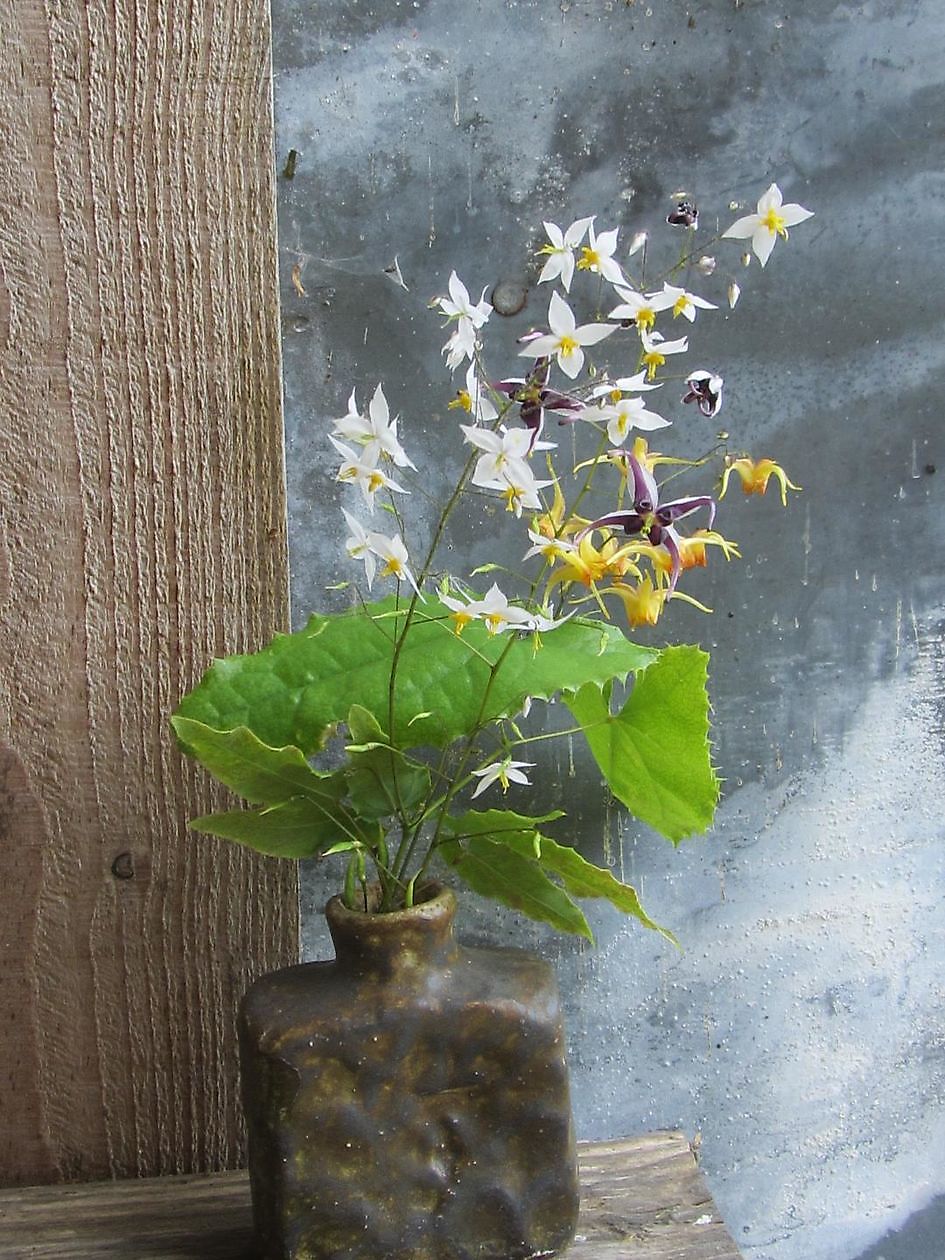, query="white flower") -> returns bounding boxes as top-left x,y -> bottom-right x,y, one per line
437,270 -> 492,328
342,509 -> 377,588
722,183 -> 813,267
639,329 -> 689,380
330,437 -> 410,511
448,363 -> 499,423
575,223 -> 625,286
481,464 -> 554,517
461,424 -> 554,488
332,384 -> 415,469
442,321 -> 476,370
470,757 -> 535,799
537,216 -> 595,292
608,285 -> 675,334
581,396 -> 671,445
366,531 -> 421,596
589,371 -> 662,402
628,231 -> 648,258
525,606 -> 574,633
660,283 -> 717,323
521,291 -> 618,380
522,528 -> 577,565
437,271 -> 492,369
443,583 -> 535,635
